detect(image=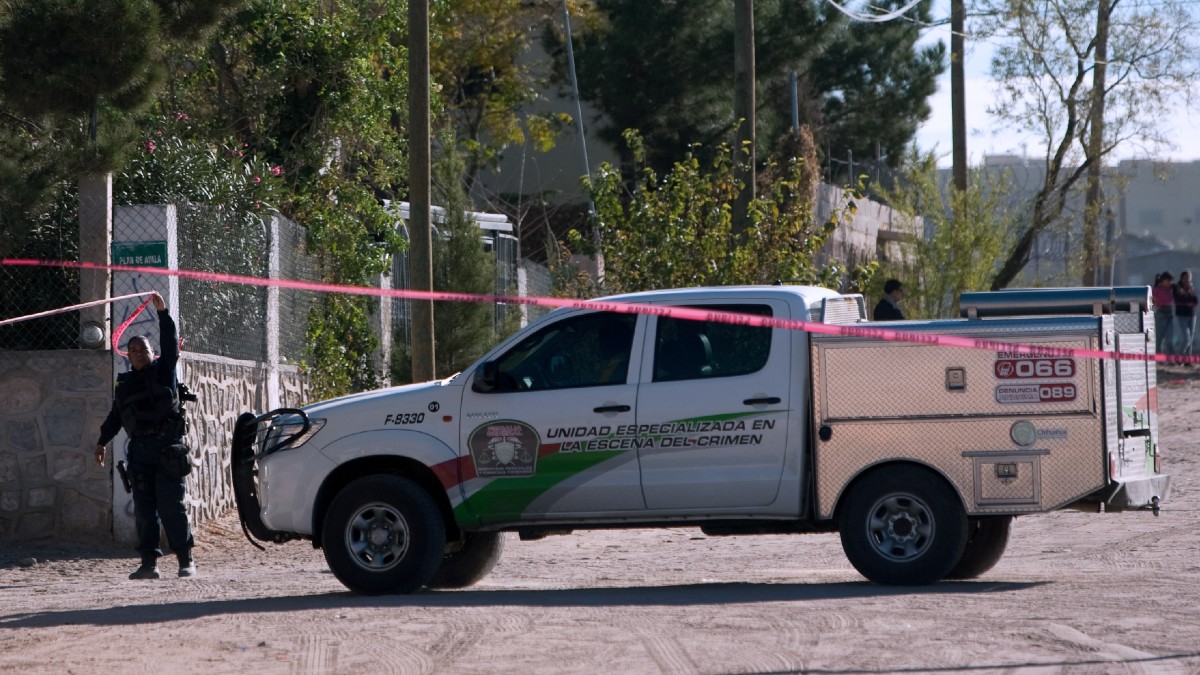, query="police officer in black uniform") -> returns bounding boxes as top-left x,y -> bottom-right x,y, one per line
95,292 -> 196,579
